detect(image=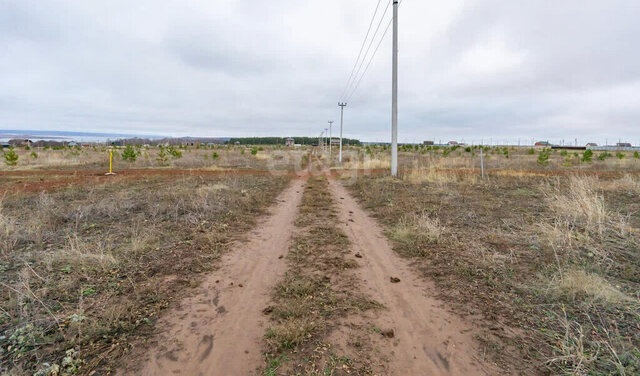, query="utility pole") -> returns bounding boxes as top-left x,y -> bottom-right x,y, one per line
325,128 -> 328,152
338,103 -> 347,163
328,121 -> 334,159
391,0 -> 399,176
